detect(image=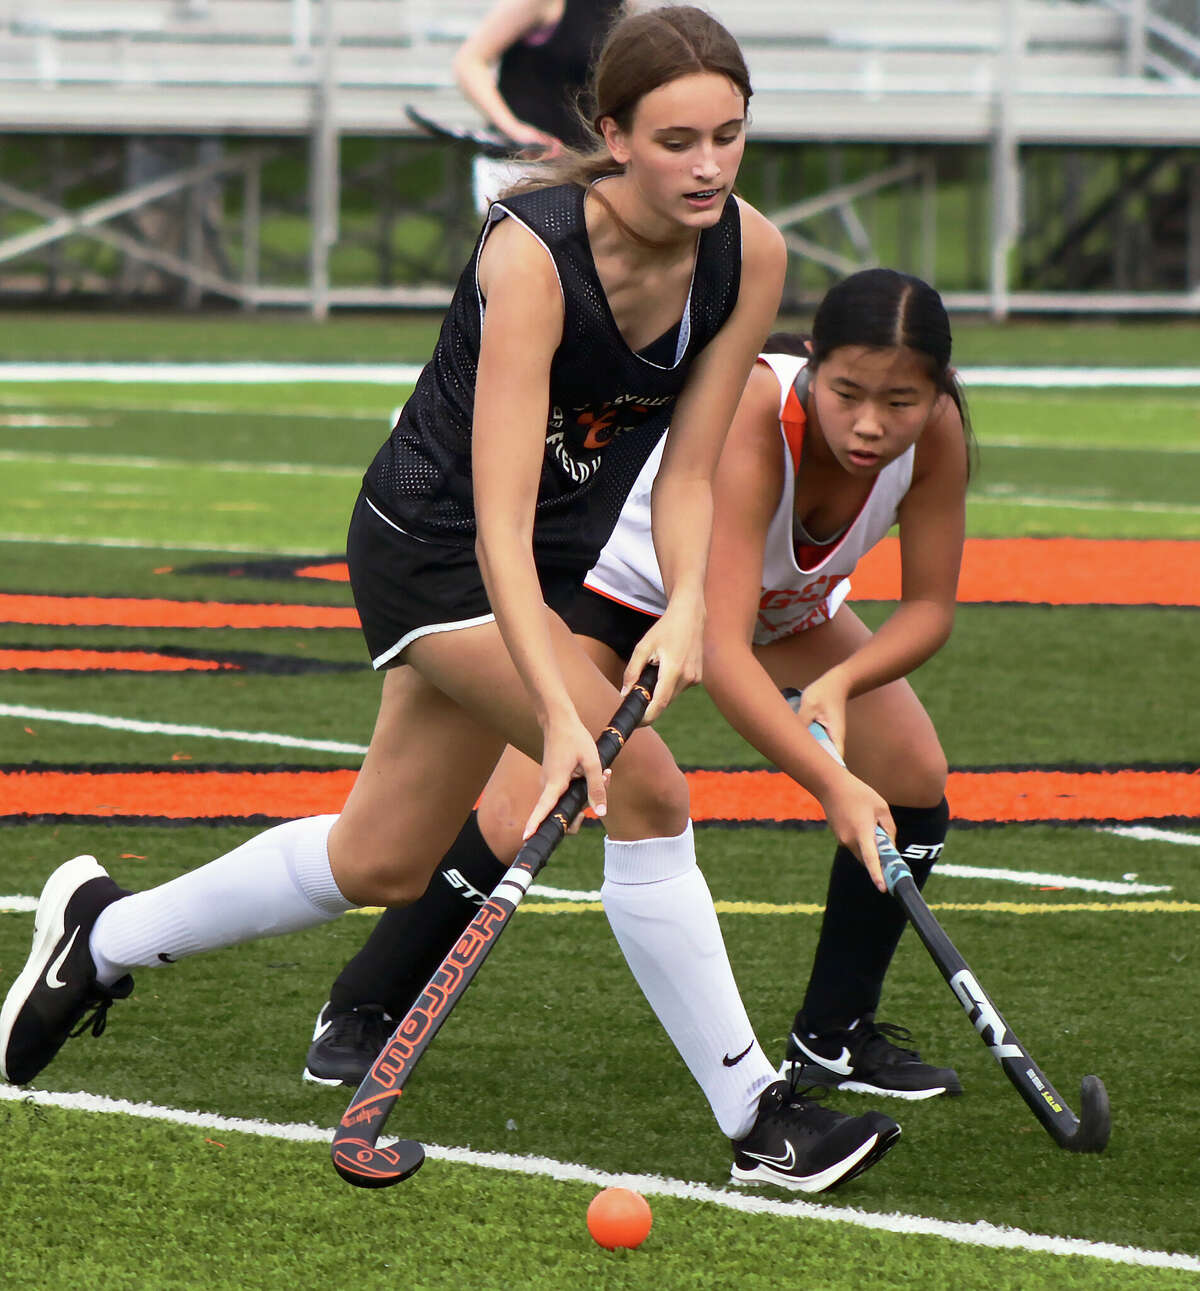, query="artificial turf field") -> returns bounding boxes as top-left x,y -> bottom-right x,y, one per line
0,313 -> 1197,1289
